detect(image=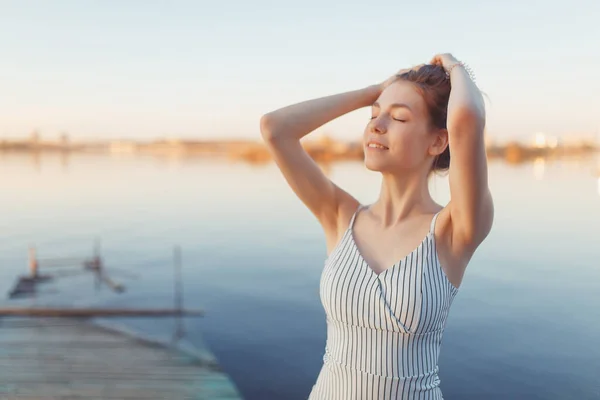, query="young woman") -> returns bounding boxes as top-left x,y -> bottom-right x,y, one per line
260,53 -> 494,399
